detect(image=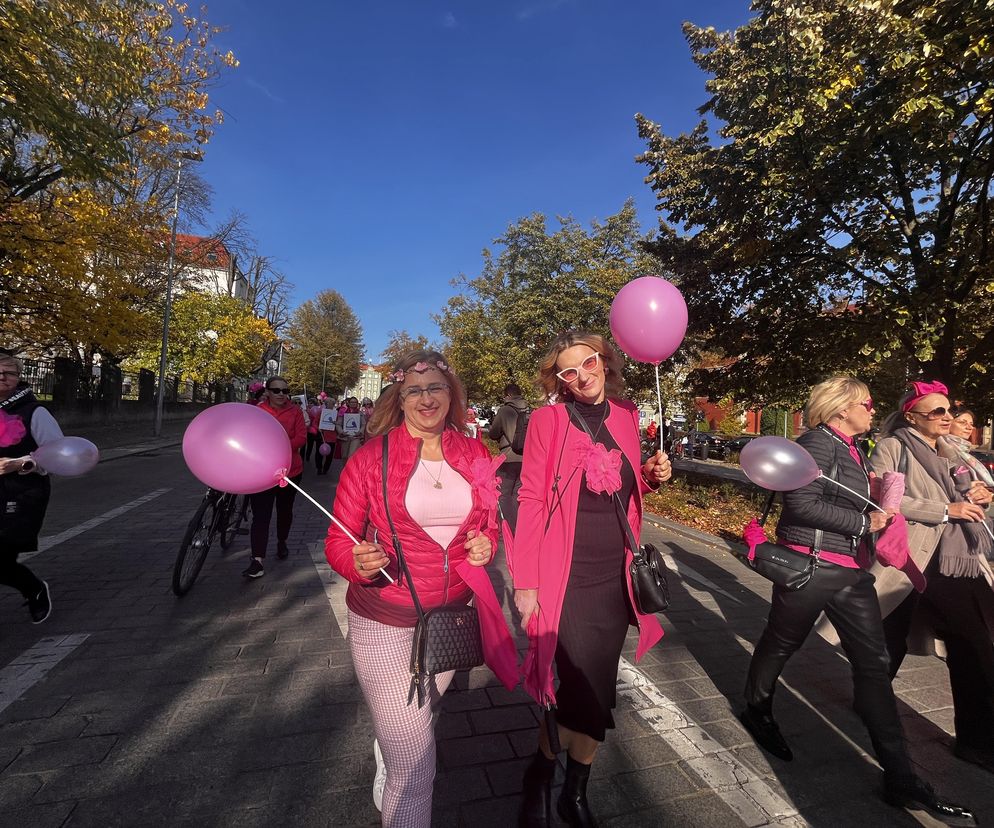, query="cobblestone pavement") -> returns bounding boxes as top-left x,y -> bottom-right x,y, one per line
0,441 -> 991,827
